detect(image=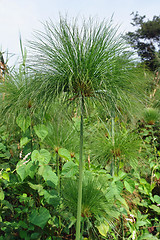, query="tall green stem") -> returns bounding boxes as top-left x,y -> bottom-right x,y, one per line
76,95 -> 84,240
111,116 -> 115,176
56,153 -> 61,196
56,153 -> 62,228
